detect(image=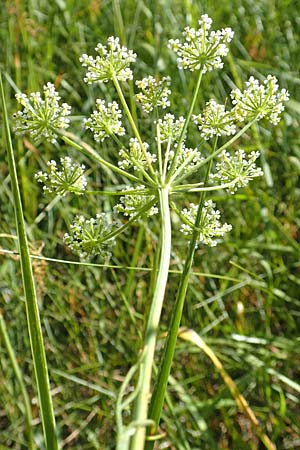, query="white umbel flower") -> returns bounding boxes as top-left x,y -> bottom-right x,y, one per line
193,99 -> 236,140
231,75 -> 289,125
168,14 -> 234,73
211,149 -> 263,193
118,138 -> 156,171
80,37 -> 137,84
64,214 -> 115,259
135,76 -> 171,113
14,83 -> 71,143
180,200 -> 232,247
84,99 -> 125,142
114,186 -> 158,218
157,114 -> 186,143
35,157 -> 87,196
